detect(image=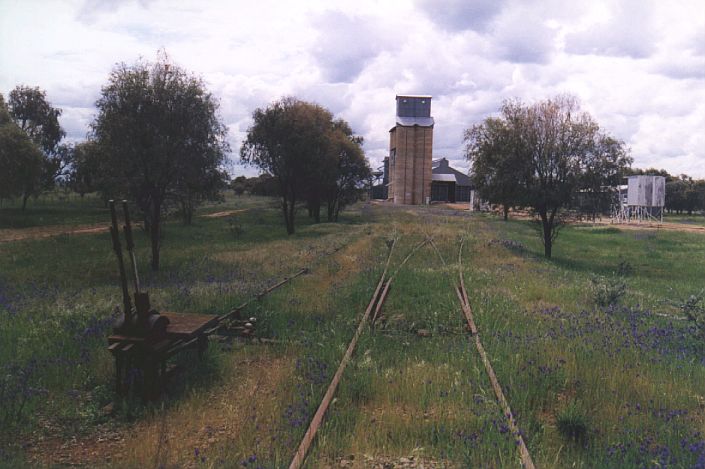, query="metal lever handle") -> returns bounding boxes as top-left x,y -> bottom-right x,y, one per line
109,200 -> 132,320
